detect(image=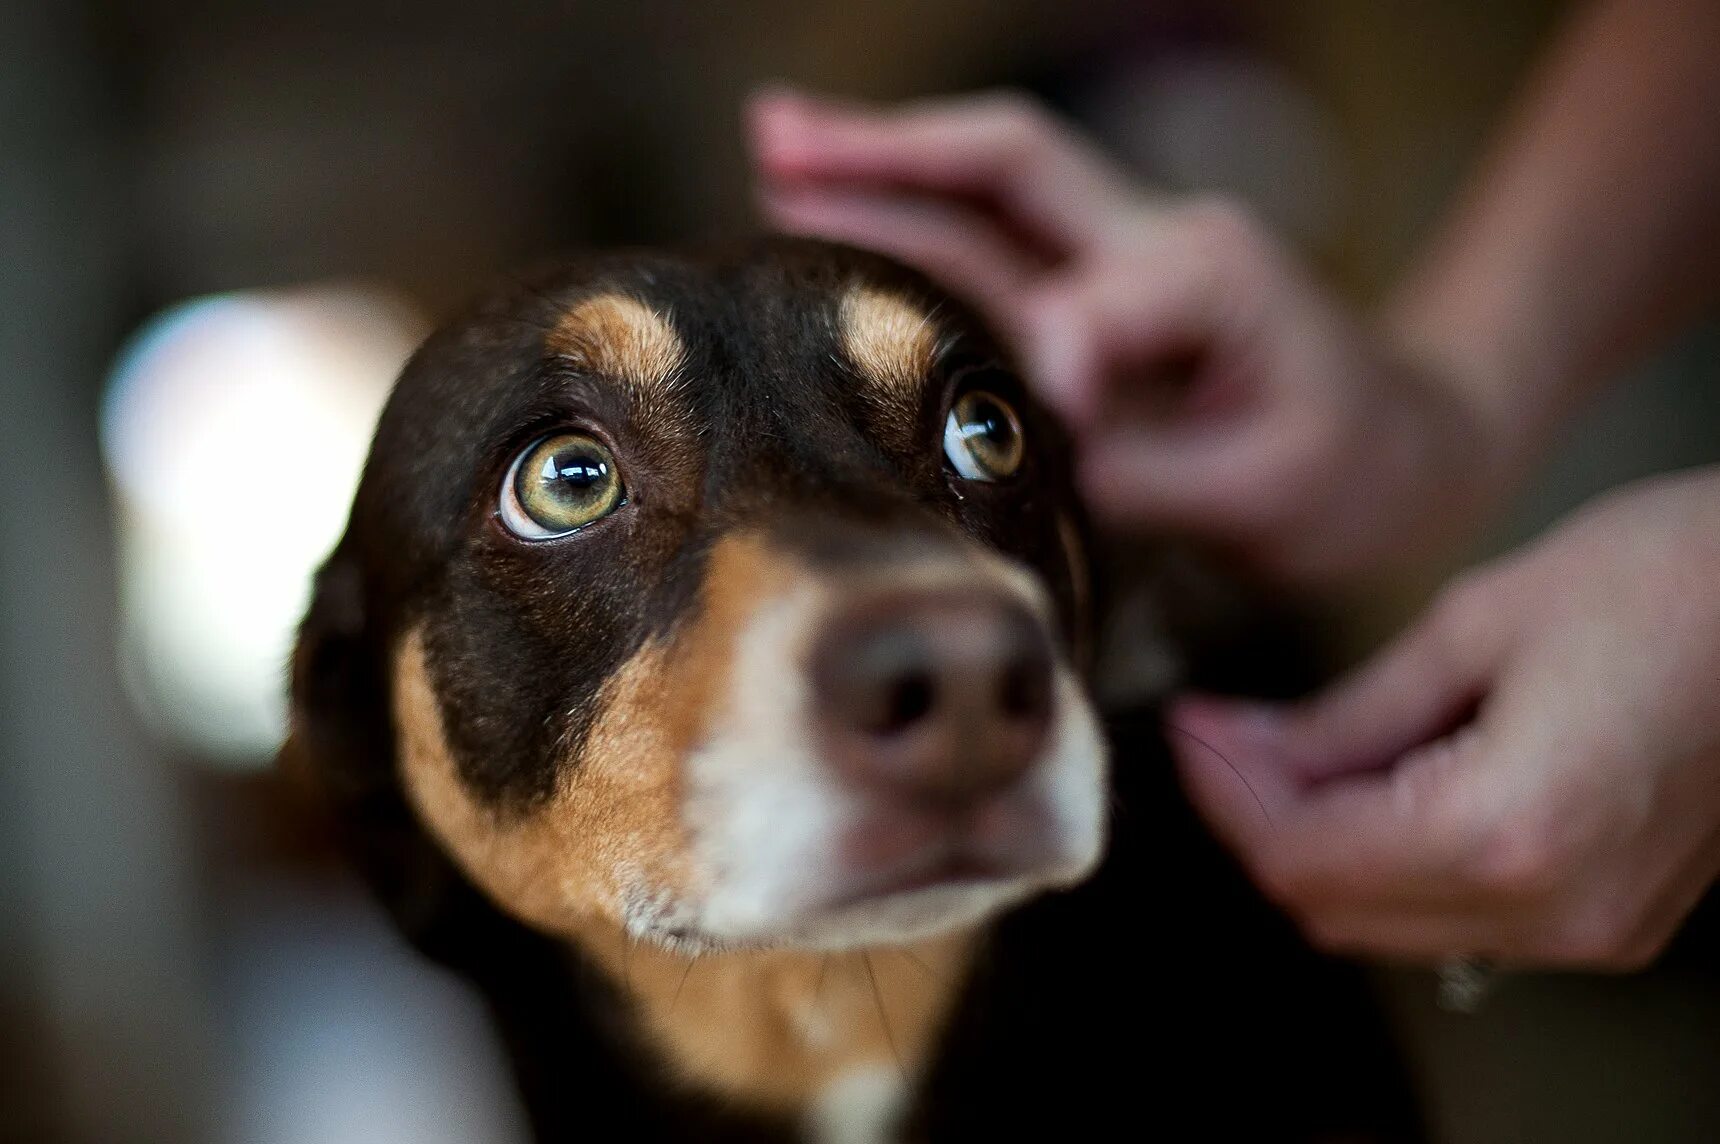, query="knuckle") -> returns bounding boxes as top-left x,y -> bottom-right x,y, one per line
1298,913 -> 1349,954
1166,196 -> 1278,297
1546,904 -> 1637,967
1178,195 -> 1265,257
1420,574 -> 1497,668
979,88 -> 1040,122
1244,848 -> 1299,904
1611,930 -> 1669,973
1430,571 -> 1491,636
977,90 -> 1050,150
1249,849 -> 1322,913
1609,940 -> 1660,974
1464,819 -> 1568,902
